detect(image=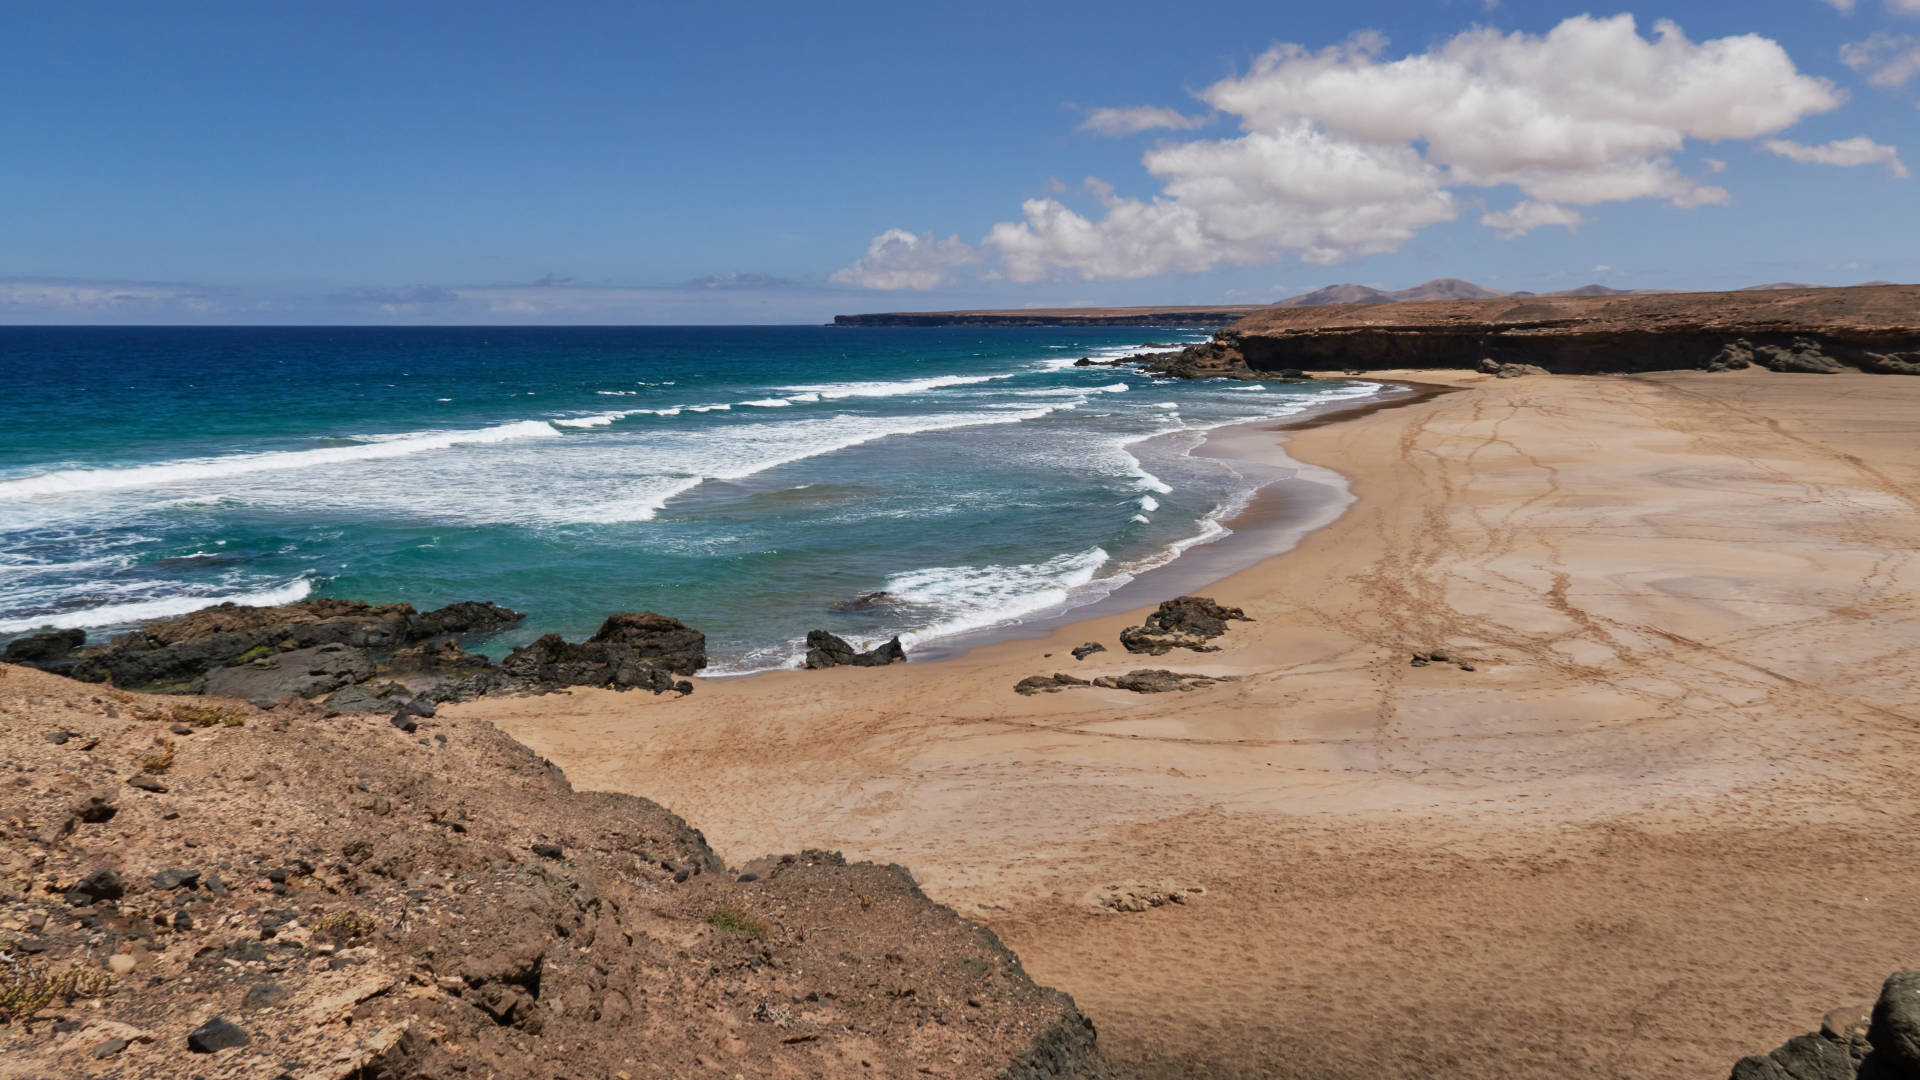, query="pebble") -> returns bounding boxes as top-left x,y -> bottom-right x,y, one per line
169,723 -> 193,735
186,1016 -> 250,1053
127,775 -> 168,793
107,954 -> 137,976
390,714 -> 419,734
530,843 -> 563,859
92,1037 -> 129,1059
153,867 -> 202,890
